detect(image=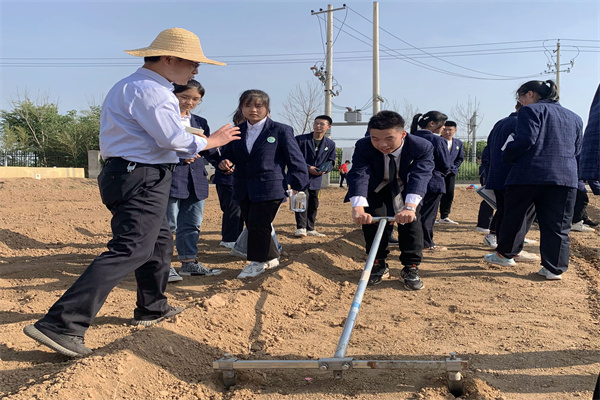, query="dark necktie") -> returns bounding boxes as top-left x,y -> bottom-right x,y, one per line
388,154 -> 400,197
